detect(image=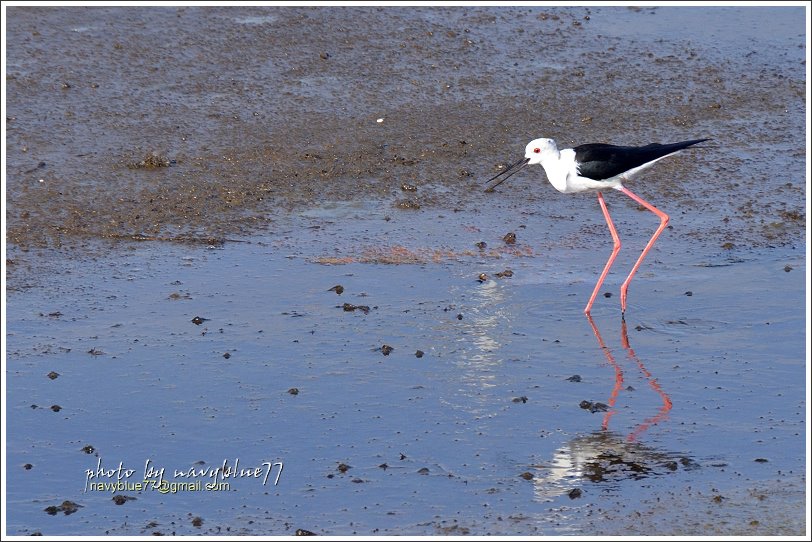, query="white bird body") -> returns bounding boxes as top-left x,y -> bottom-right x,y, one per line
525,137 -> 695,194
485,136 -> 710,315
538,147 -> 614,193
